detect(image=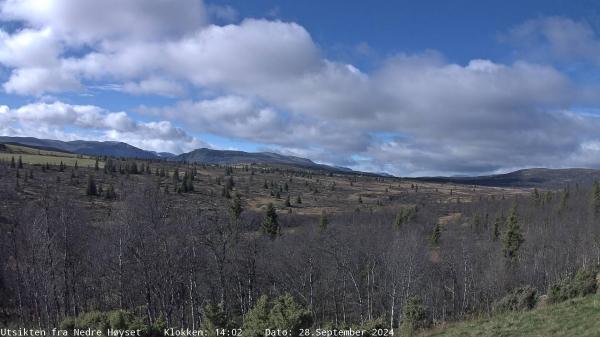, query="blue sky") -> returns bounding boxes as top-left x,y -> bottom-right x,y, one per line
1,0 -> 600,176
